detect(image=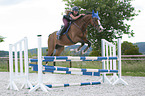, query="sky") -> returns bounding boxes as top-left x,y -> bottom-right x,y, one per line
0,0 -> 145,51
